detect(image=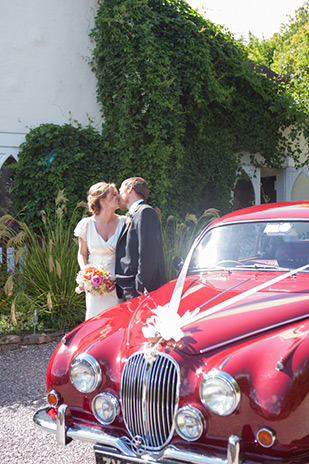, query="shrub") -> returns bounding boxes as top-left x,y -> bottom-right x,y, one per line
0,191 -> 87,333
12,123 -> 116,231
